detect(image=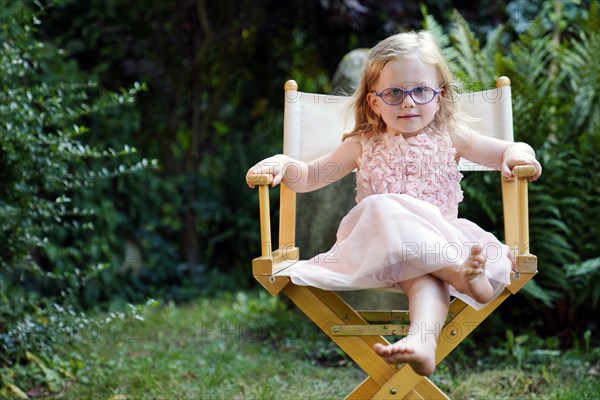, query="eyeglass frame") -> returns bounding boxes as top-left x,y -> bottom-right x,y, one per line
371,85 -> 441,105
